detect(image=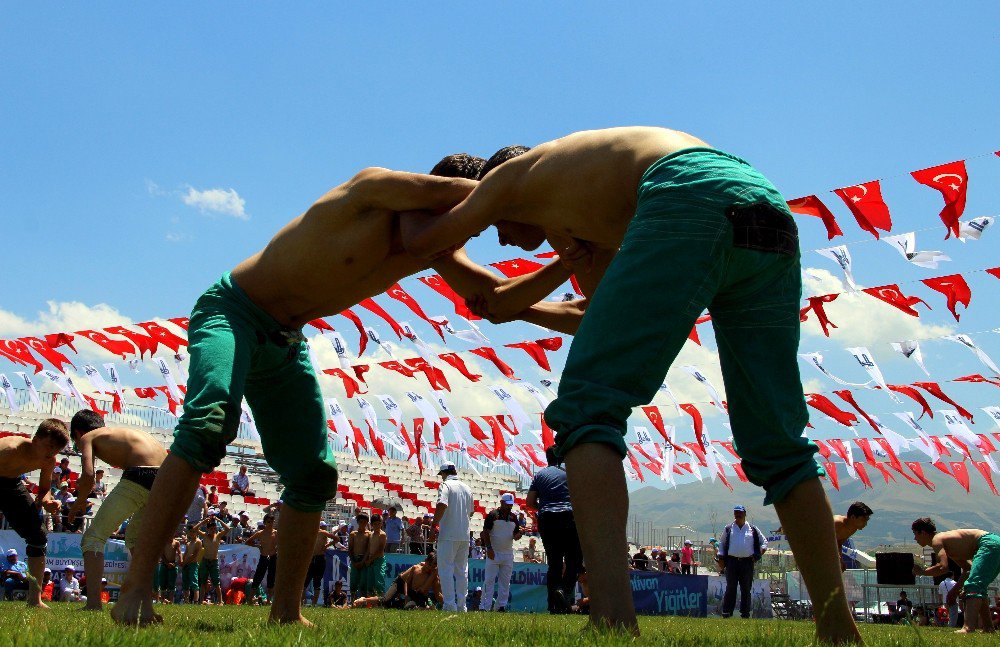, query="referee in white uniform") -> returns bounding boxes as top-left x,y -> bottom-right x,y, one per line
479,492 -> 523,611
433,461 -> 473,612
